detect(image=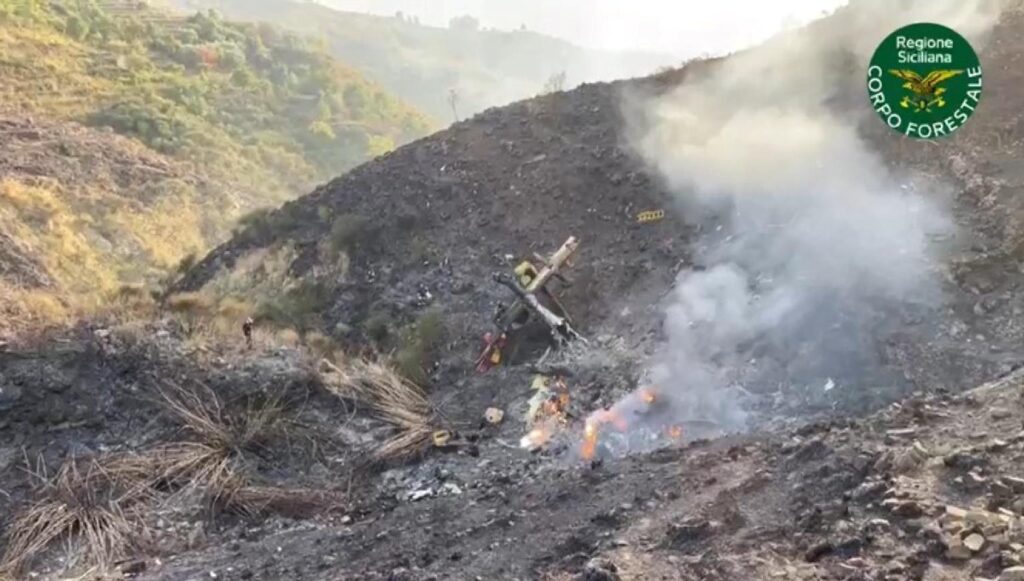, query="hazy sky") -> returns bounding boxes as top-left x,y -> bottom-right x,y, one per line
318,0 -> 850,55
